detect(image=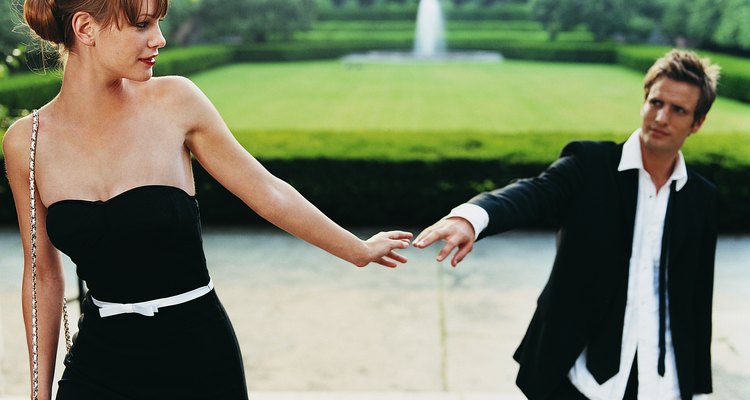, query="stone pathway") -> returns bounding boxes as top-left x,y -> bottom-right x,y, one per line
1,228 -> 748,399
